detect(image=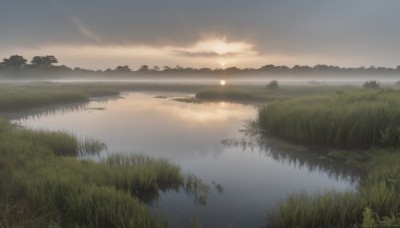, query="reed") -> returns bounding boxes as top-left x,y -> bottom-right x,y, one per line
0,118 -> 204,227
268,150 -> 400,227
258,89 -> 400,148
